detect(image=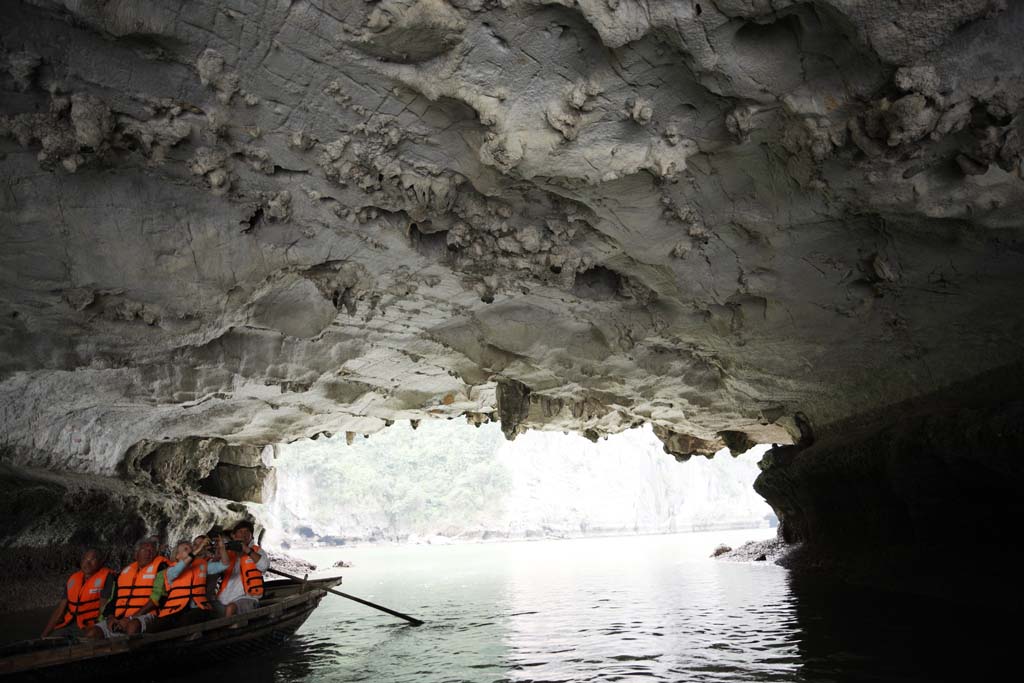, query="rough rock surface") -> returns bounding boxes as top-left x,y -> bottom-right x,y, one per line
755,365 -> 1024,604
714,535 -> 788,562
0,463 -> 257,611
263,549 -> 317,576
2,0 -> 1023,463
1,0 -> 1024,597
